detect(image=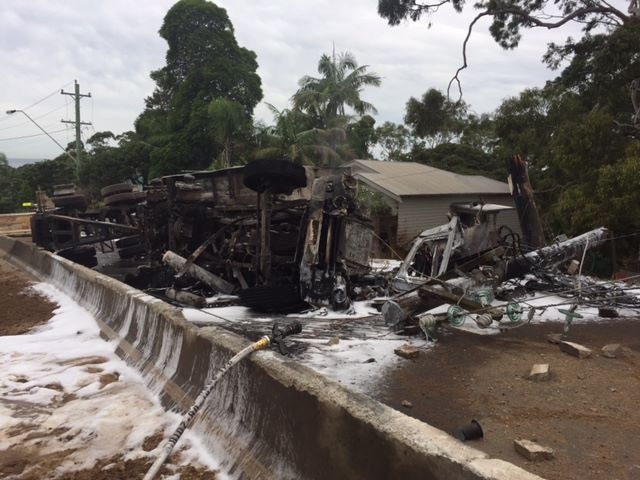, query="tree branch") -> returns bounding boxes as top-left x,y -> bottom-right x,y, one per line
446,5 -> 630,102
